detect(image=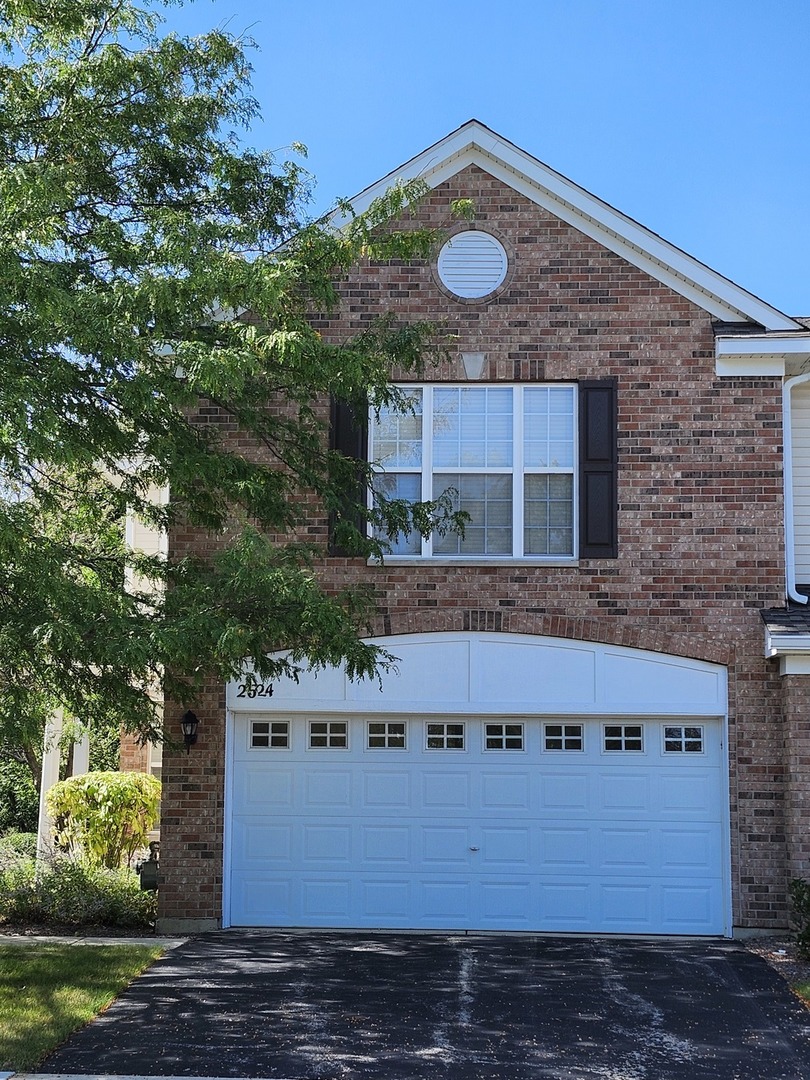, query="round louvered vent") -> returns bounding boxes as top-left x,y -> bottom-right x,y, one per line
437,231 -> 508,298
